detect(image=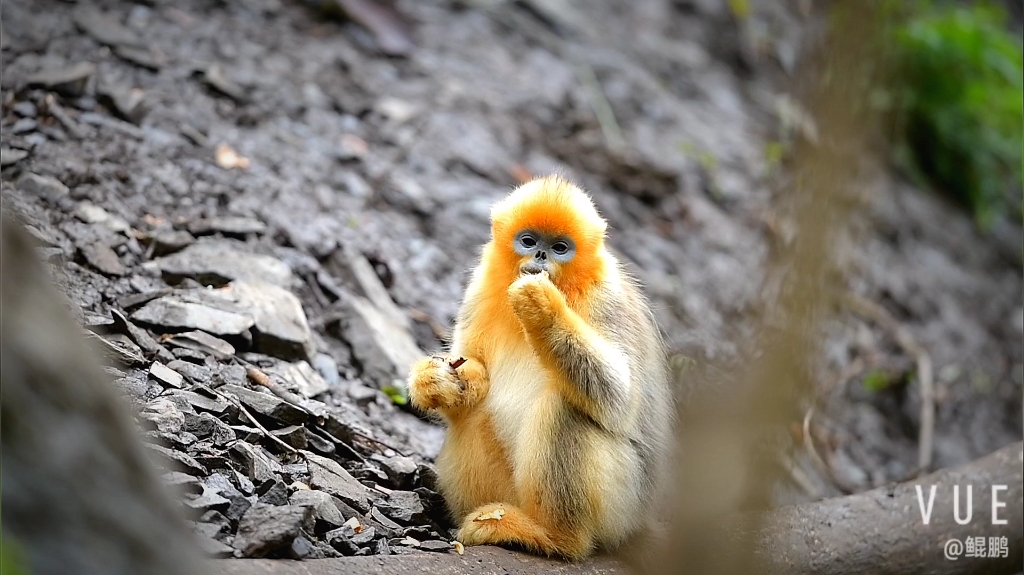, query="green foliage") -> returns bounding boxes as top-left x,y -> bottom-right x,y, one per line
380,384 -> 408,406
888,1 -> 1023,227
862,369 -> 898,392
1,538 -> 29,575
0,477 -> 29,575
